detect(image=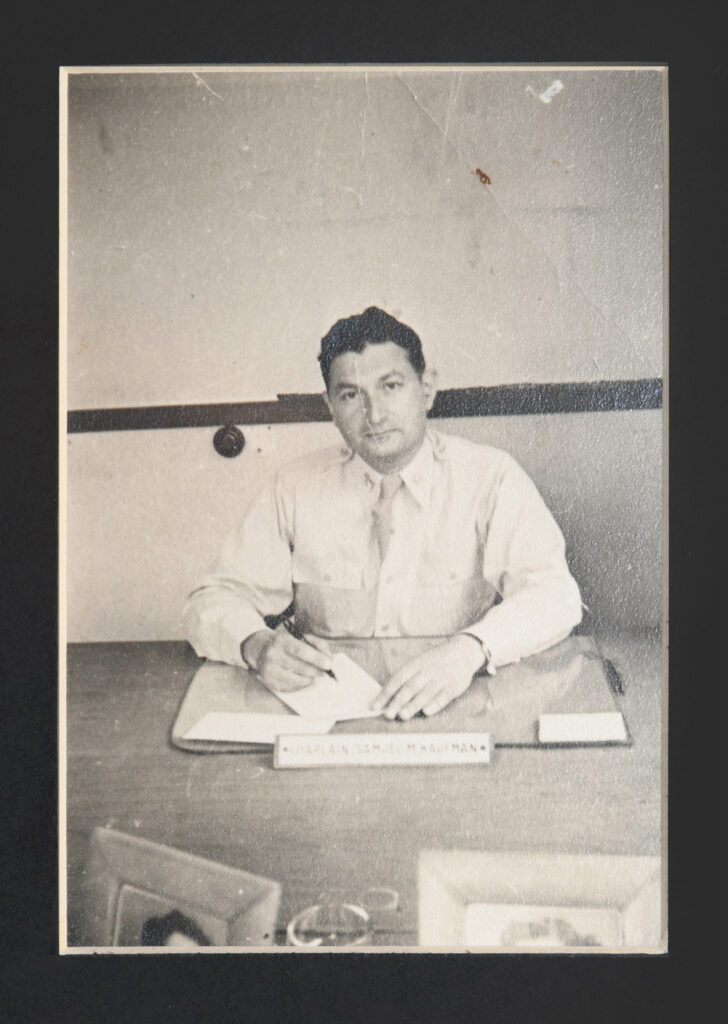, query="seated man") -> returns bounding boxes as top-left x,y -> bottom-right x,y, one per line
183,306 -> 582,720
